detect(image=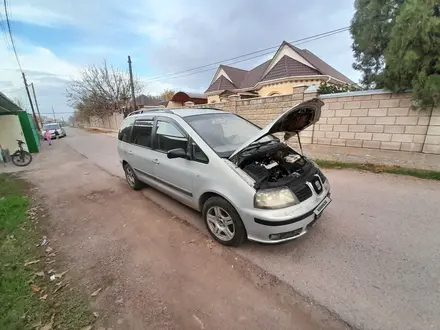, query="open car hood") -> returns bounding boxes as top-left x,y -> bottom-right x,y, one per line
229,98 -> 323,159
